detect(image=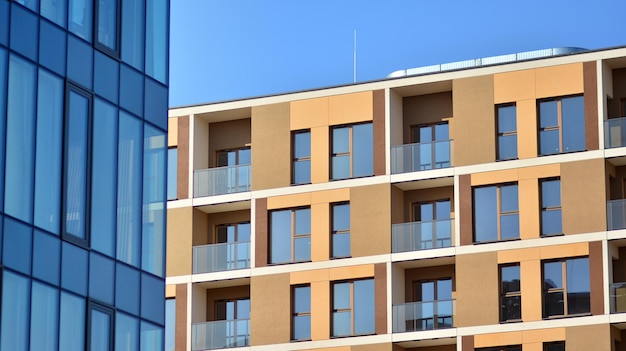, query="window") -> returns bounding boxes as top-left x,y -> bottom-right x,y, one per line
500,264 -> 521,322
331,203 -> 350,258
165,299 -> 176,351
215,299 -> 250,348
270,208 -> 311,264
292,285 -> 311,341
473,184 -> 519,243
145,0 -> 168,83
214,222 -> 251,270
95,0 -> 120,55
89,303 -> 114,351
217,147 -> 251,167
167,148 -> 178,200
292,130 -> 311,184
476,347 -> 521,351
411,122 -> 450,169
332,279 -> 375,337
497,104 -> 517,160
411,278 -> 453,330
540,178 -> 562,236
544,342 -> 565,351
543,257 -> 590,318
331,123 -> 373,180
412,199 -> 452,248
538,95 -> 585,155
